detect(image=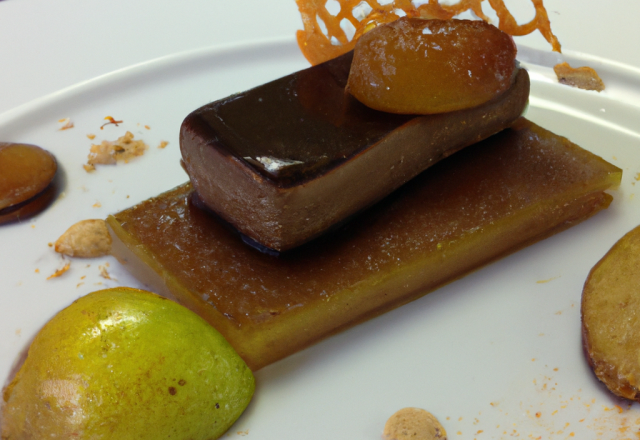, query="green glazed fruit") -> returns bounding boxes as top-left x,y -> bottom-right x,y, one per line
1,287 -> 255,439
